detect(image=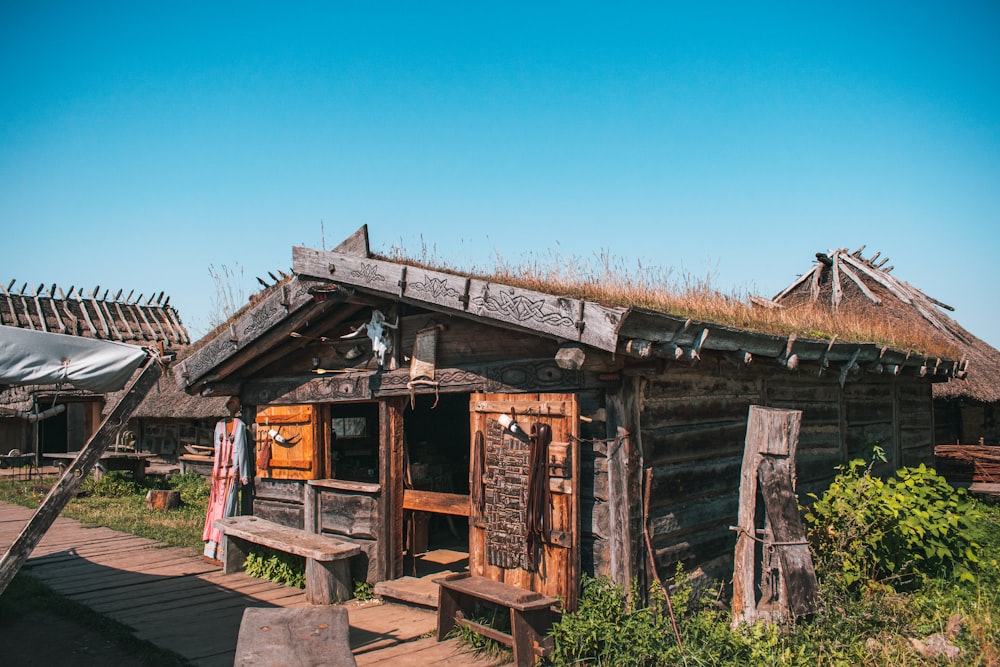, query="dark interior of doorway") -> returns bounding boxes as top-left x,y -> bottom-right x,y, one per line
38,406 -> 68,454
403,392 -> 470,577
